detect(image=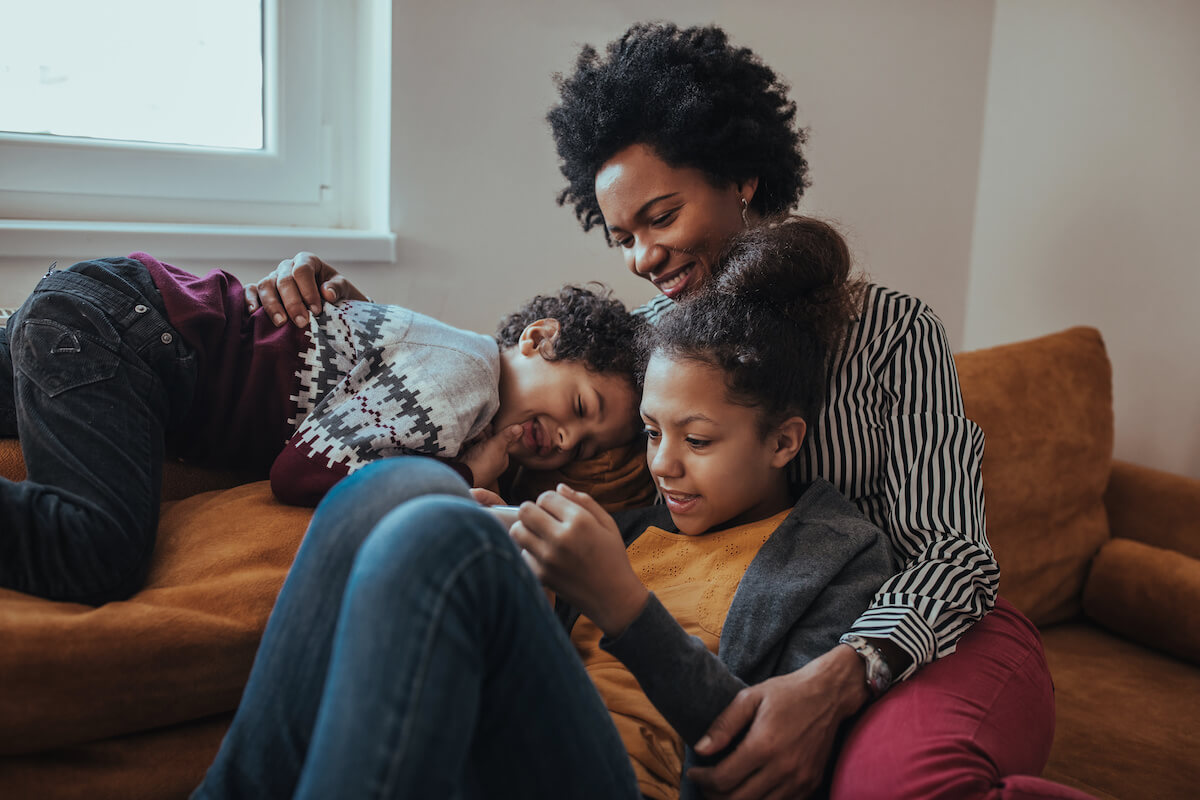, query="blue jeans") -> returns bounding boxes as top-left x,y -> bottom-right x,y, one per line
193,458 -> 640,800
0,258 -> 196,604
